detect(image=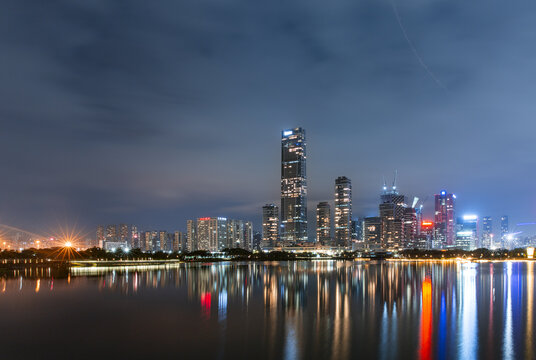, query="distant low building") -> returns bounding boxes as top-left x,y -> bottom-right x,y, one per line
456,215 -> 478,251
364,217 -> 381,249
